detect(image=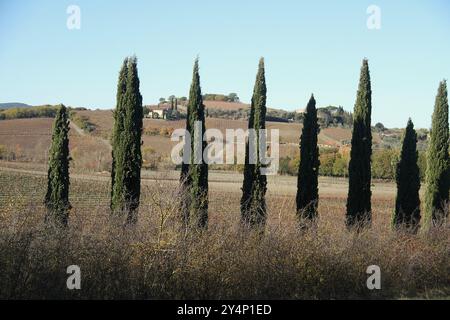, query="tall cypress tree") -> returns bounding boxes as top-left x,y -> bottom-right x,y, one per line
392,118 -> 421,230
240,57 -> 267,227
296,94 -> 320,223
44,104 -> 71,226
346,59 -> 373,228
180,58 -> 208,228
424,80 -> 449,228
110,58 -> 128,211
111,57 -> 143,223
